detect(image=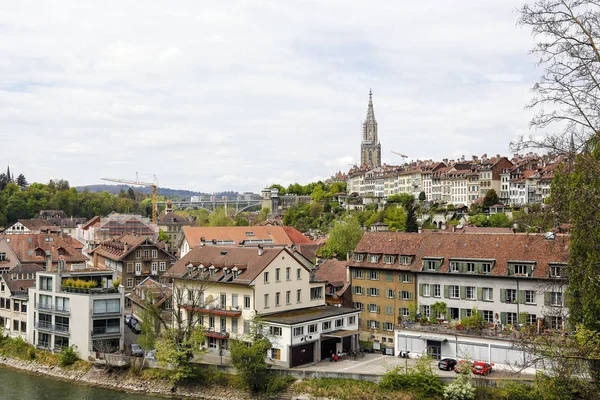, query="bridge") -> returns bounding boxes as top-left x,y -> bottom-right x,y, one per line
157,199 -> 262,215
